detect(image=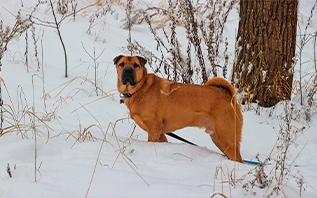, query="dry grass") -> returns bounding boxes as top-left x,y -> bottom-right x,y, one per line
85,118 -> 148,198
